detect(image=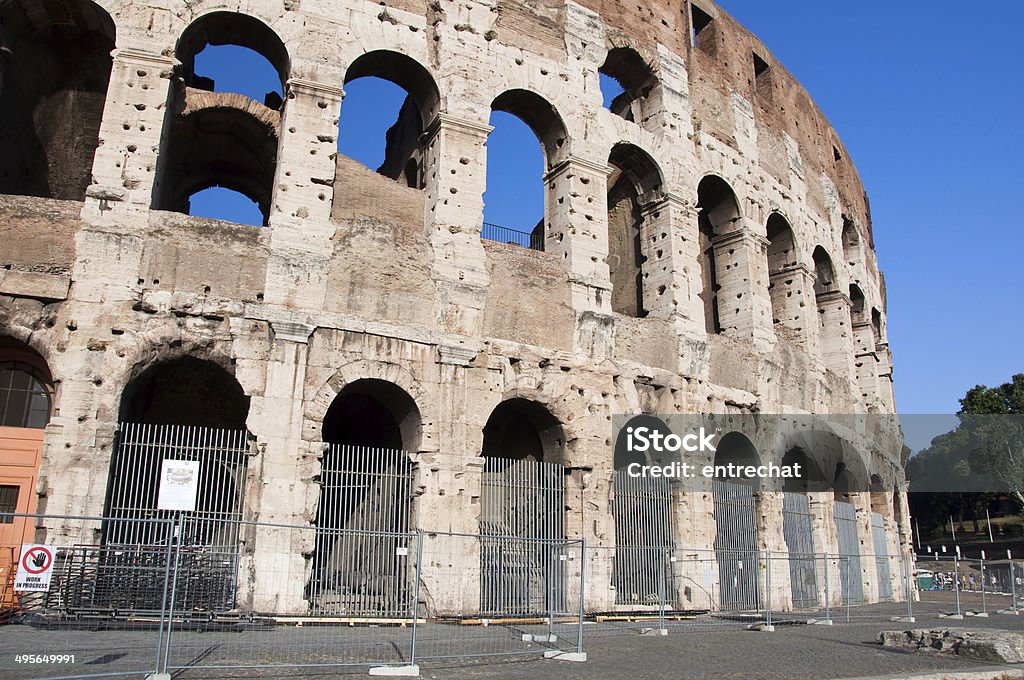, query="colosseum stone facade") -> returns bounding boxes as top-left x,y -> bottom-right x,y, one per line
0,0 -> 909,617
